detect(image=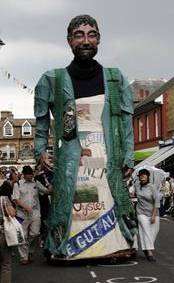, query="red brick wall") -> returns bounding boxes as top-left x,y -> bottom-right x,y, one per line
161,92 -> 168,139
134,86 -> 174,151
134,106 -> 162,150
